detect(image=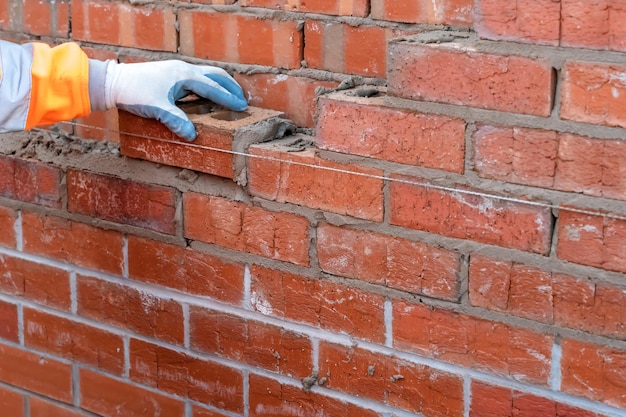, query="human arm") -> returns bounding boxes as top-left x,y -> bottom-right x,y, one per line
0,40 -> 247,141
